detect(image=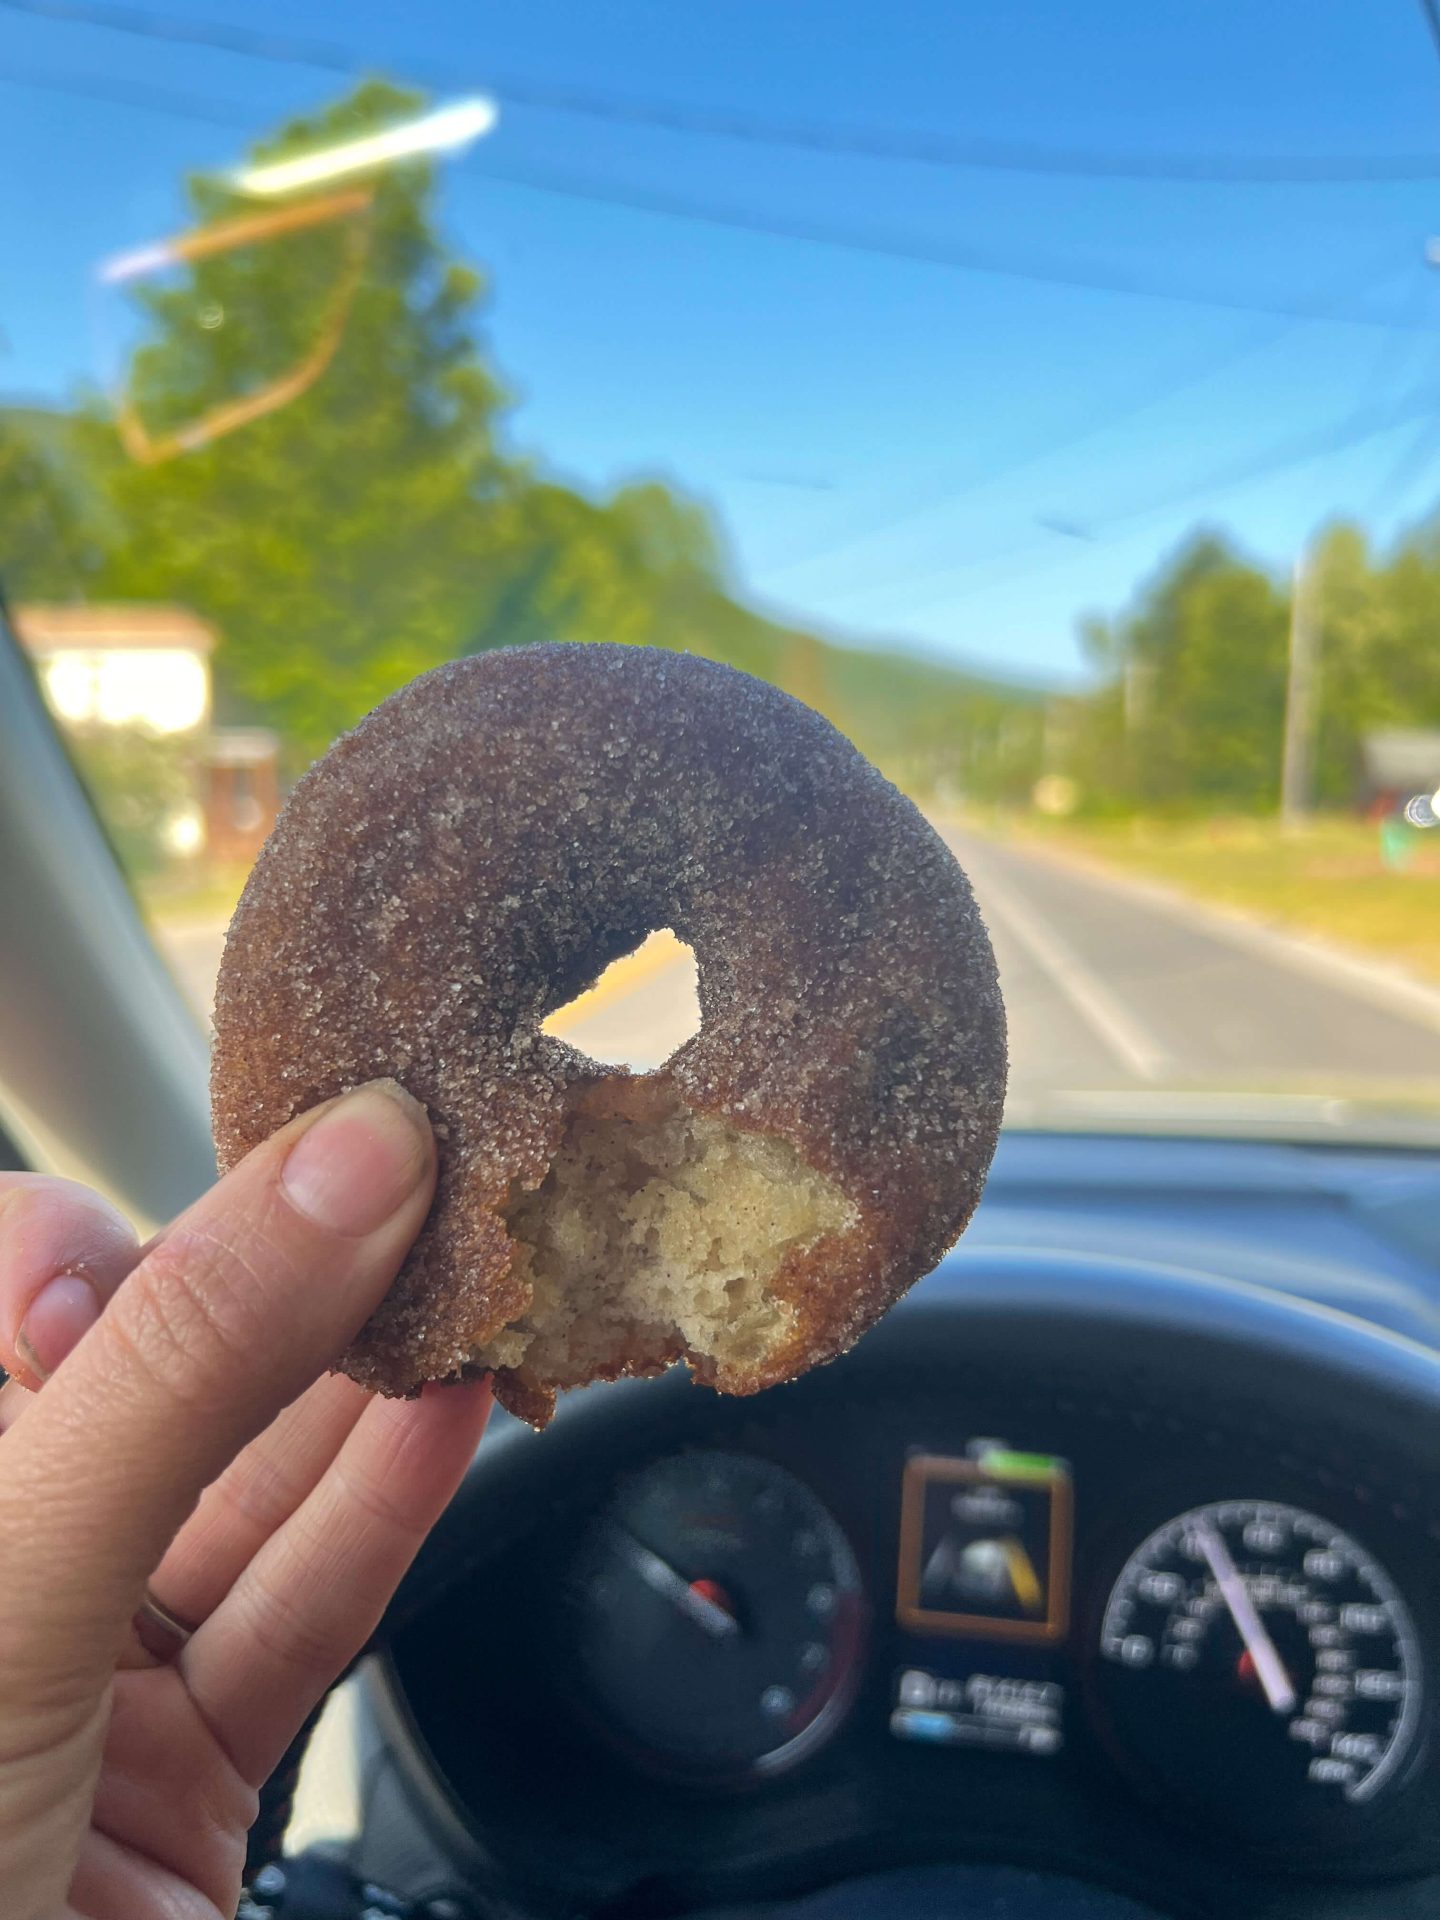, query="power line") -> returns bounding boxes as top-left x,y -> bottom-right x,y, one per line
1083,385 -> 1440,536
763,259 -> 1436,597
766,251 -> 1418,581
9,0 -> 1440,185
7,41 -> 1421,339
874,385 -> 1440,621
0,58 -> 254,125
1363,402 -> 1440,518
0,0 -> 353,71
472,159 -> 1426,333
434,84 -> 1440,188
11,4 -> 1435,597
9,54 -> 1427,561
